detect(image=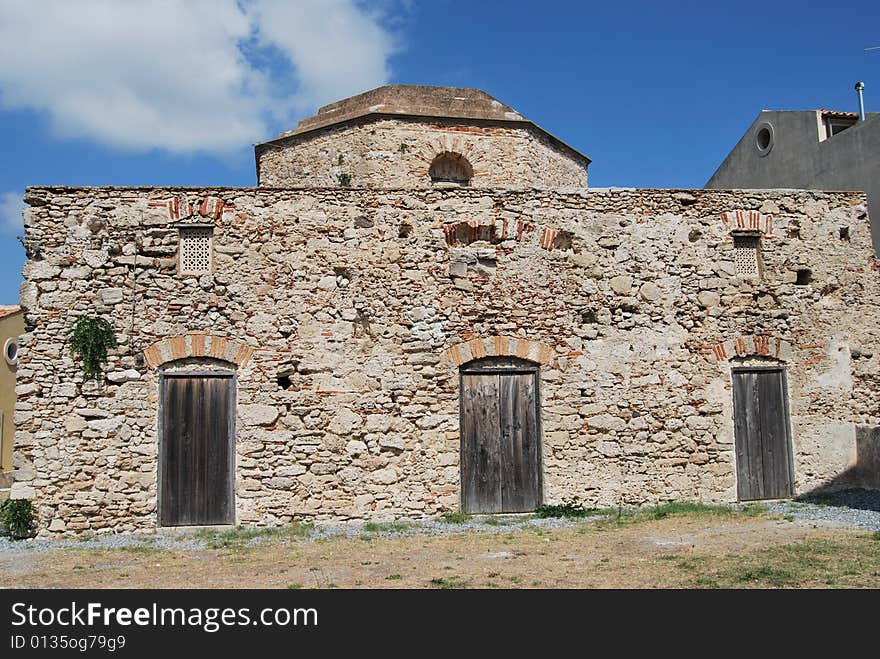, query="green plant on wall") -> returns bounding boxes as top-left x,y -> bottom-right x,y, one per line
67,316 -> 118,382
337,172 -> 352,187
